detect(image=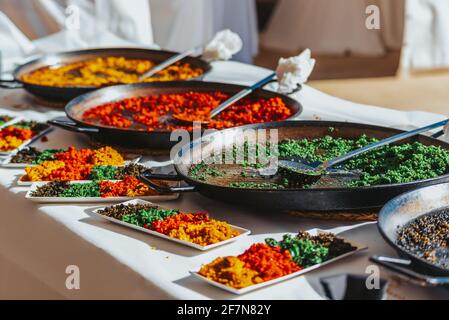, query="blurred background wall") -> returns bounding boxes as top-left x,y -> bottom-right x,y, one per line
1,0 -> 449,81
